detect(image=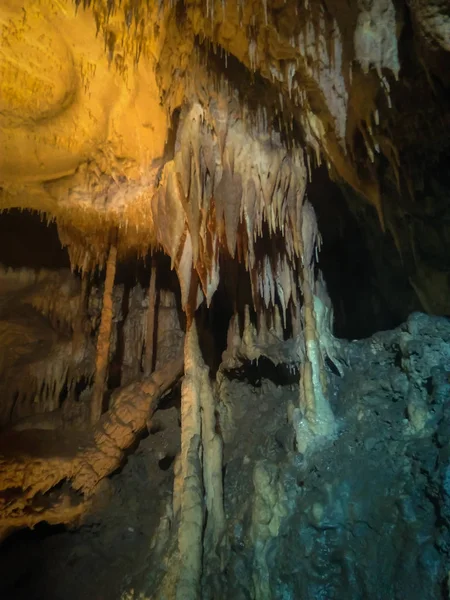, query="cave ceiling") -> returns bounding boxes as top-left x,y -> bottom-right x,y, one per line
1,0 -> 450,570
0,0 -> 449,307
